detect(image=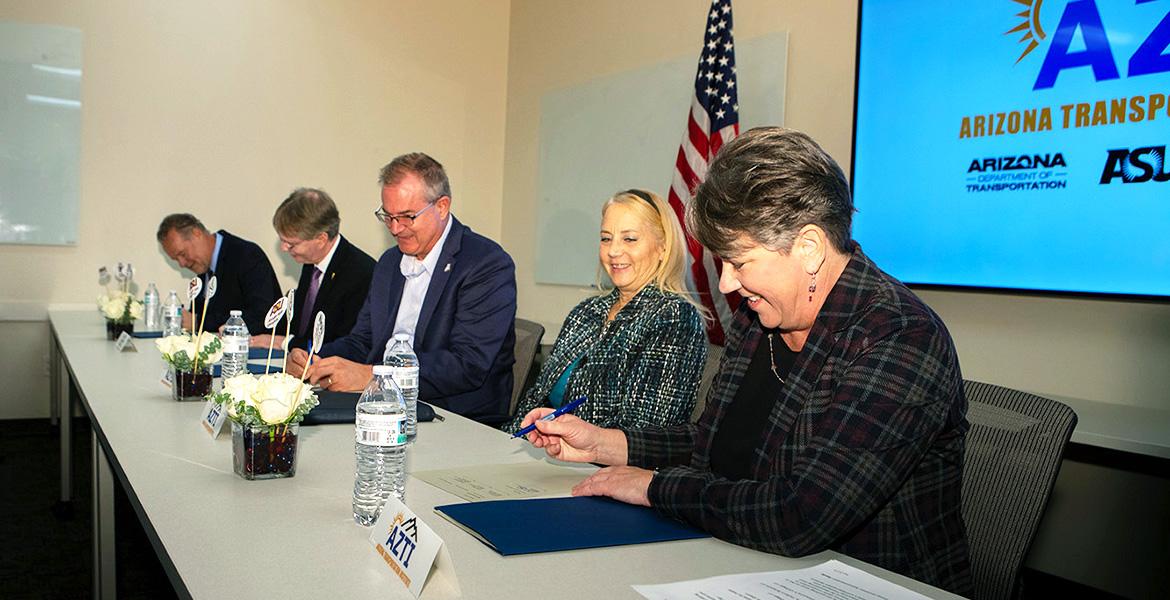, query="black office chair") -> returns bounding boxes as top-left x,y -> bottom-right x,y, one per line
961,380 -> 1077,600
509,318 -> 545,418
